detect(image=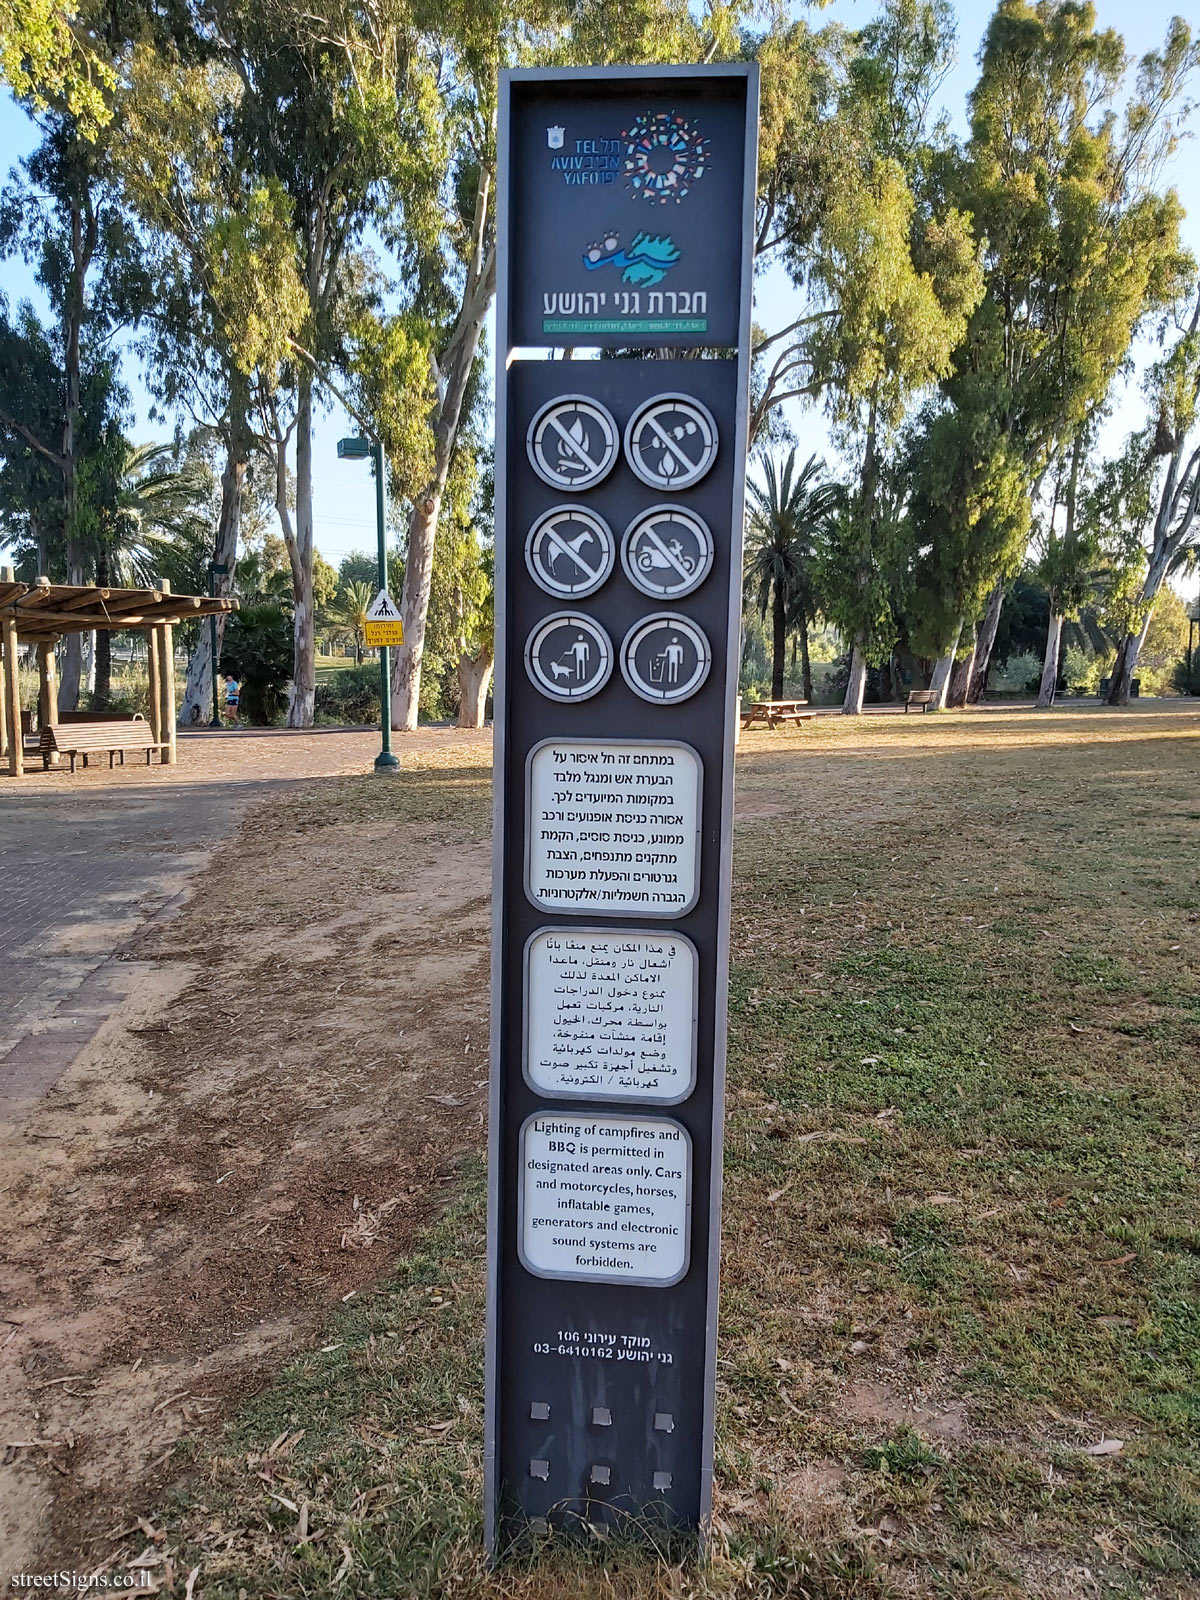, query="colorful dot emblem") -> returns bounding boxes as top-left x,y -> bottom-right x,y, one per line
622,111 -> 710,206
